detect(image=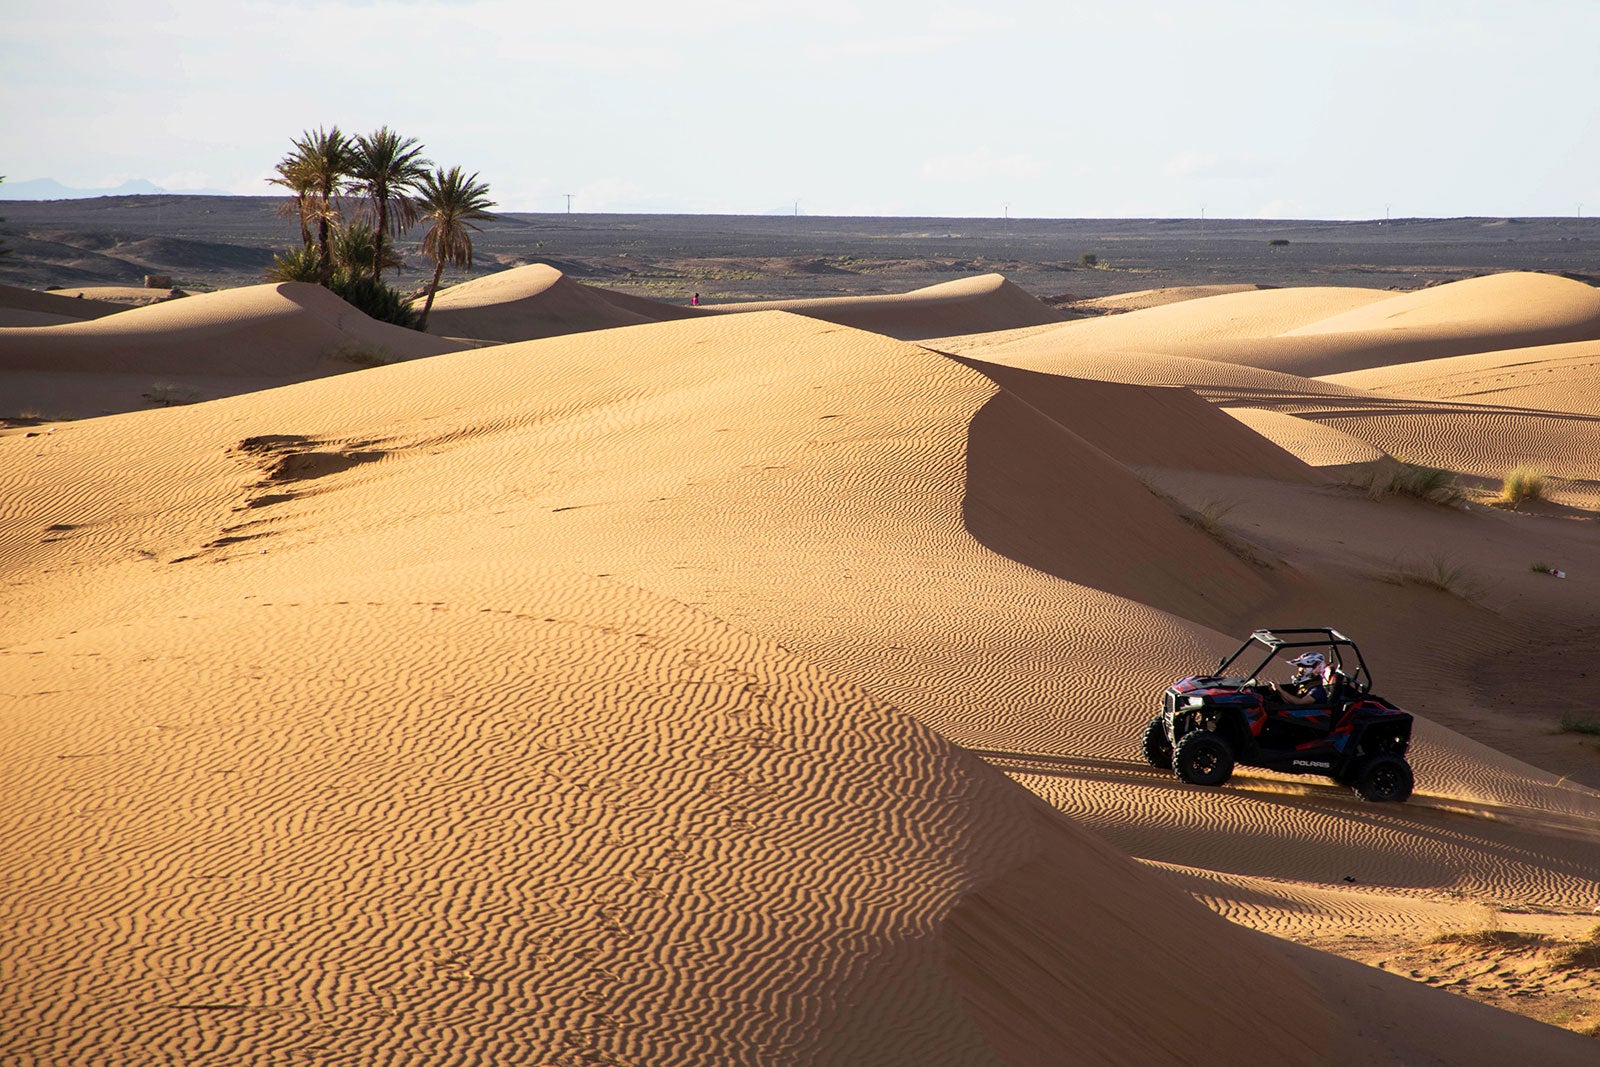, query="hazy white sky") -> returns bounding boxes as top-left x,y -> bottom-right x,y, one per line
4,0 -> 1598,218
